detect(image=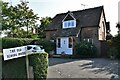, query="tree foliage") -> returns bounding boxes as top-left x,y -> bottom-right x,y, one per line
2,1 -> 39,38
116,23 -> 120,34
38,17 -> 52,38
